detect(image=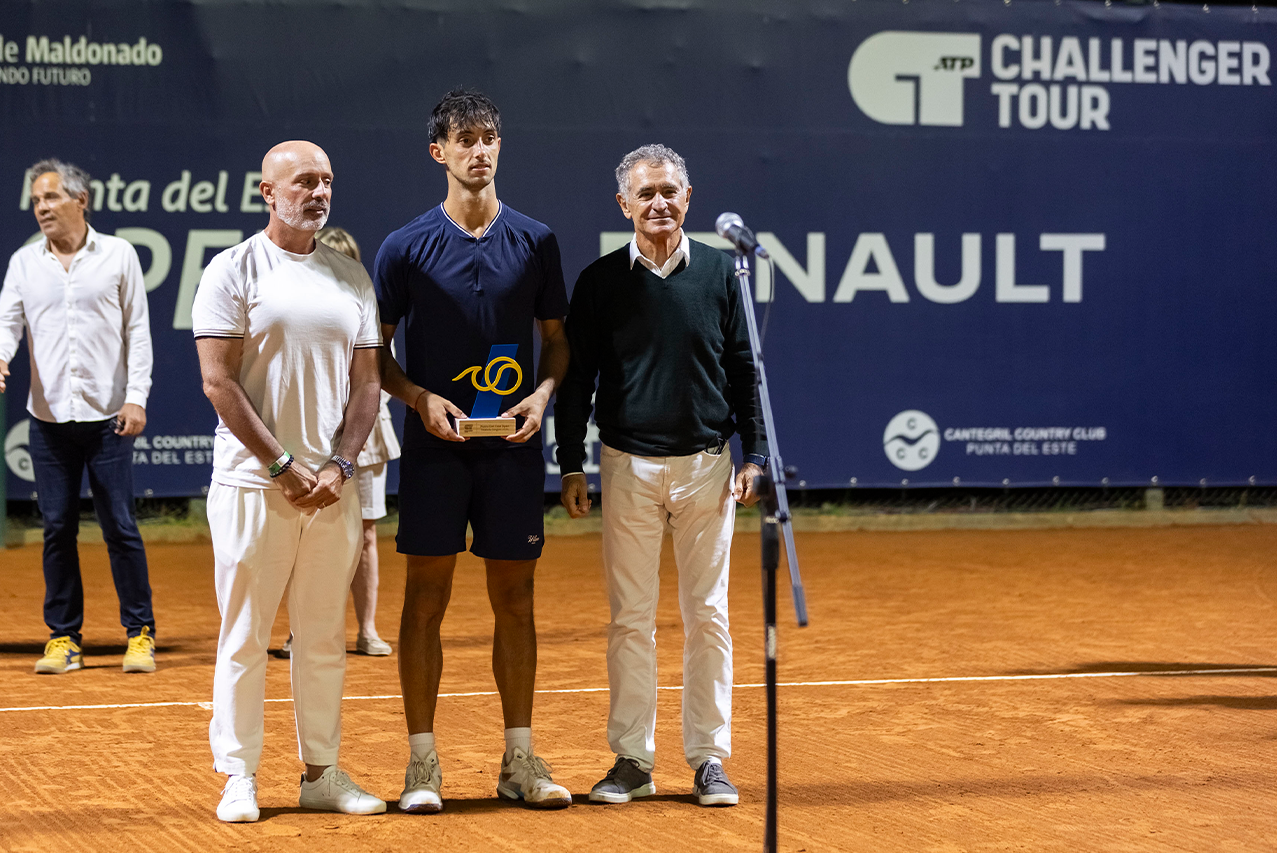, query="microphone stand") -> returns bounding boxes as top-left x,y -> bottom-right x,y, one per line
732,251 -> 808,853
